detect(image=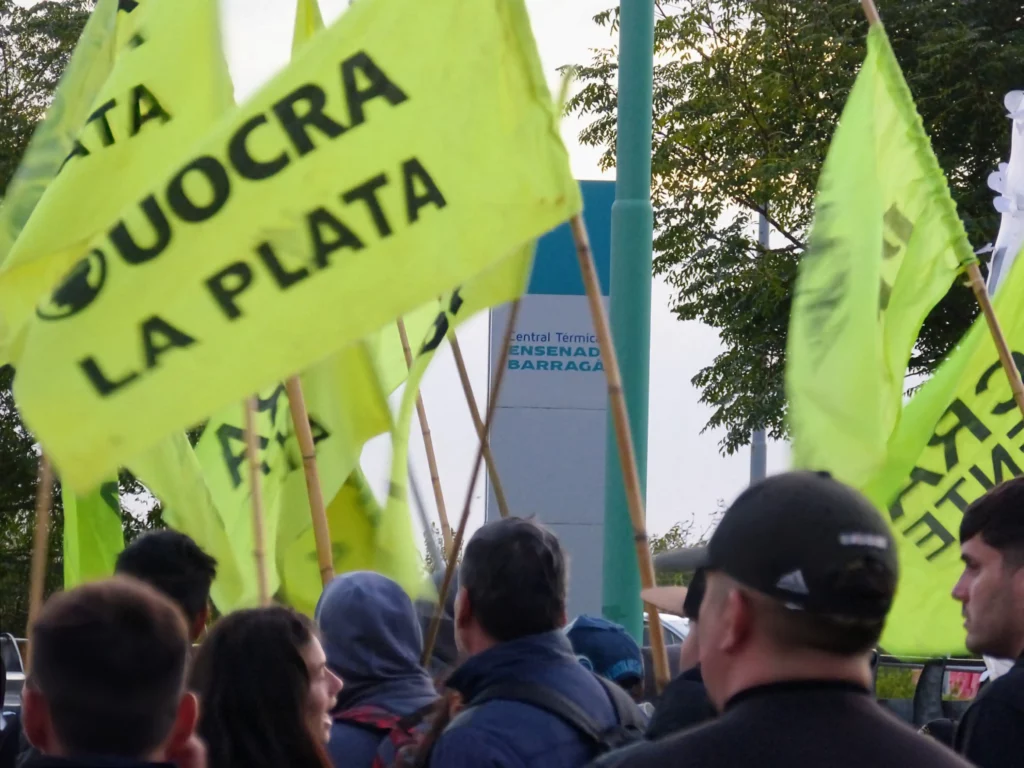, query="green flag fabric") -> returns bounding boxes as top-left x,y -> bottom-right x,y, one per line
787,24 -> 974,491
863,251 -> 1024,656
62,479 -> 123,587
